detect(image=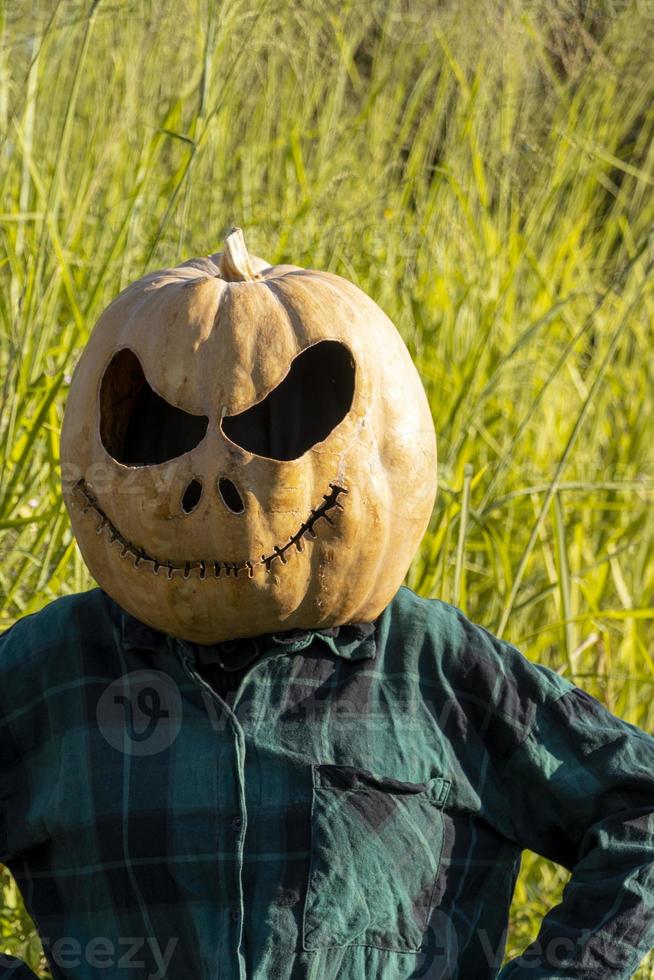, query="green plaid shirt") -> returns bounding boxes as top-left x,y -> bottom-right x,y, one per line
1,586 -> 654,979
